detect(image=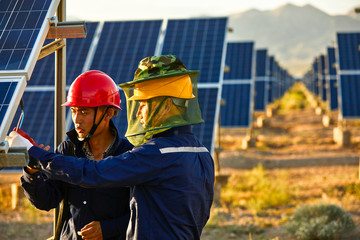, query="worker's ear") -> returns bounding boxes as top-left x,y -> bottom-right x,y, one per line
105,107 -> 115,119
